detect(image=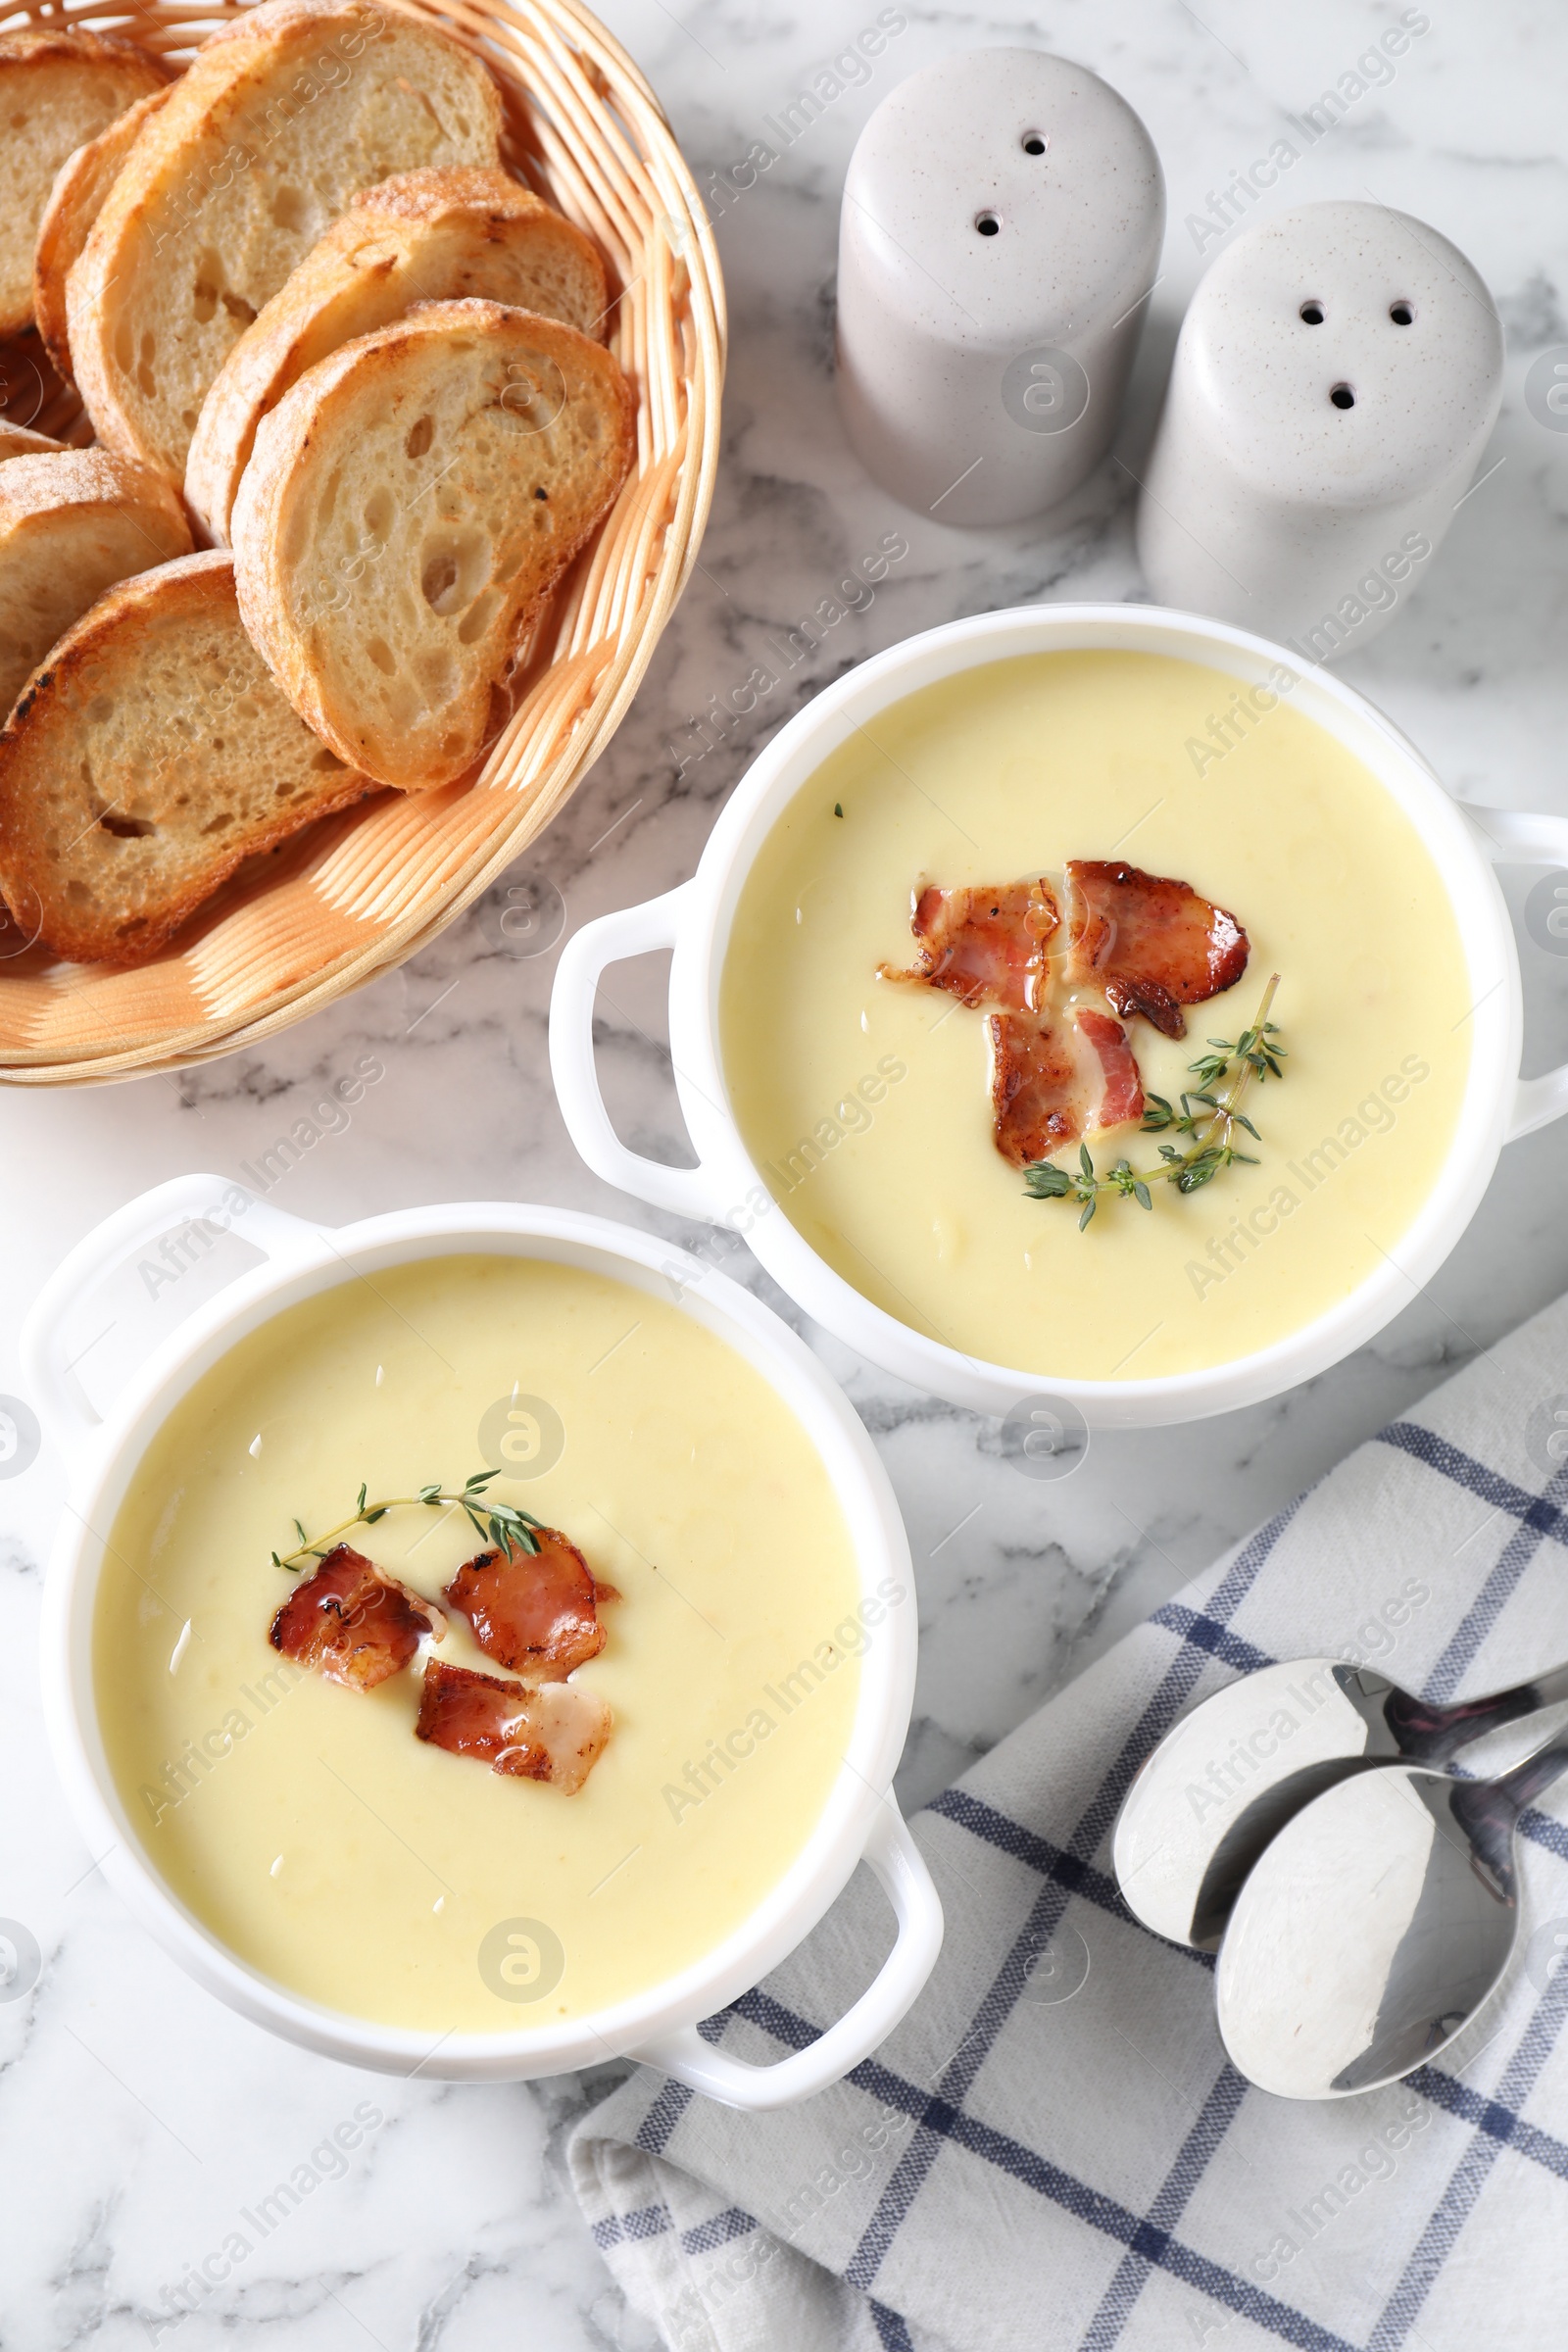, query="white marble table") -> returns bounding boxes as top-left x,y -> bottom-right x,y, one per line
6,3 -> 1568,2342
